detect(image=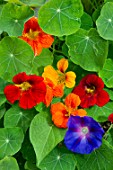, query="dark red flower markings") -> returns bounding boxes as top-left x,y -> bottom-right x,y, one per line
73,74 -> 109,108
4,72 -> 46,109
